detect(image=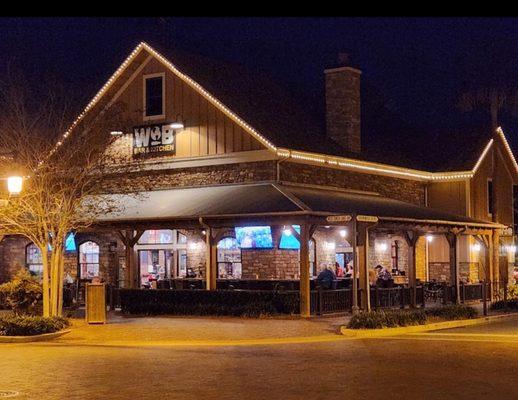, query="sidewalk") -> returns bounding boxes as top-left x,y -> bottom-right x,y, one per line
54,312 -> 348,346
